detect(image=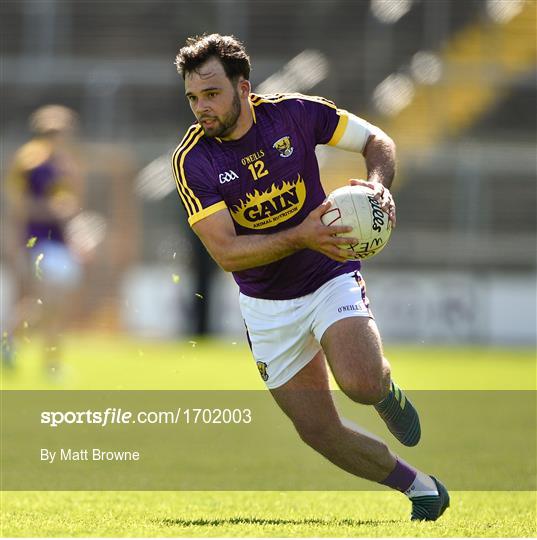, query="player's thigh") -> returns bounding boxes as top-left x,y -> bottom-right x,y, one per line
269,350 -> 342,442
321,316 -> 390,404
